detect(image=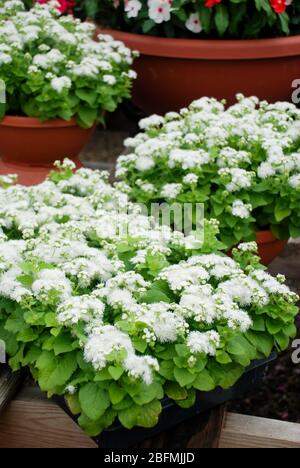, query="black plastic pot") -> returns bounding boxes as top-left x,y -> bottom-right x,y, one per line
54,353 -> 276,448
